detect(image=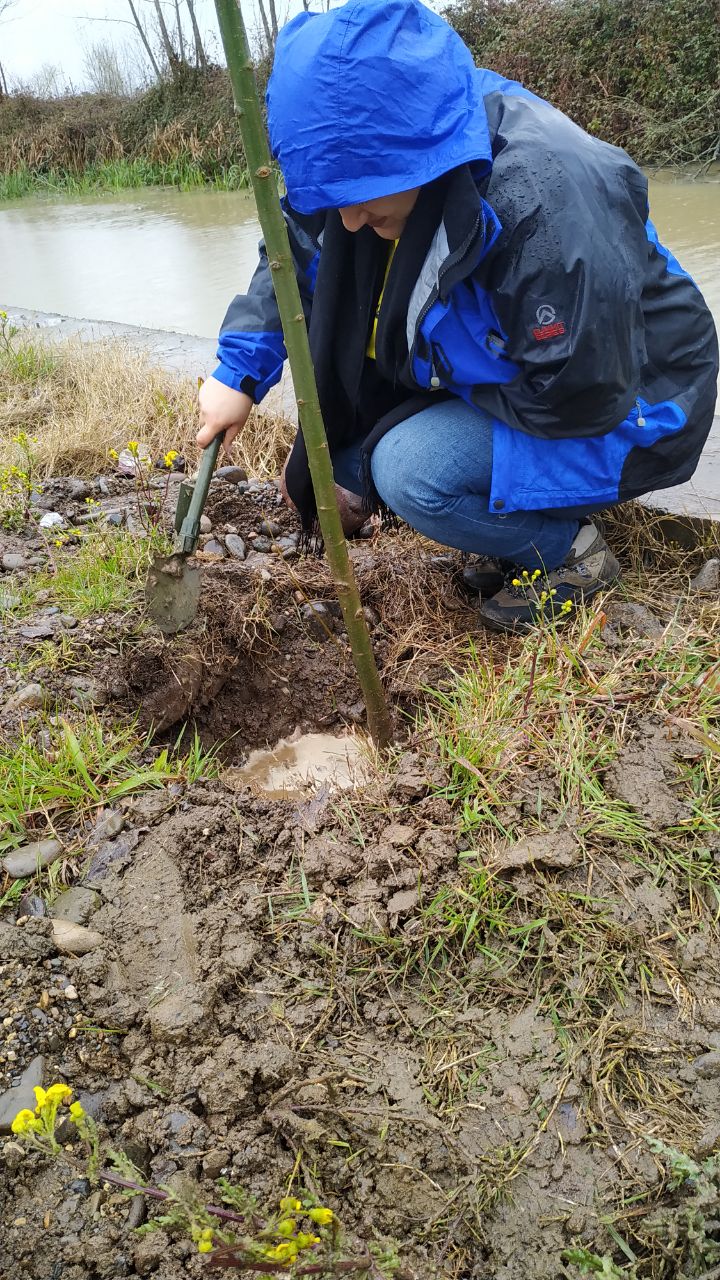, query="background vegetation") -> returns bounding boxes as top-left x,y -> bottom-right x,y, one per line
448,0 -> 720,166
0,0 -> 717,198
